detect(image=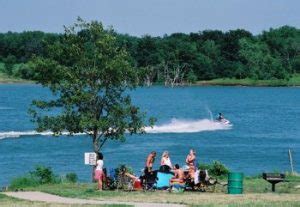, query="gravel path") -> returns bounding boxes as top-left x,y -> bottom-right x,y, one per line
3,191 -> 185,207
